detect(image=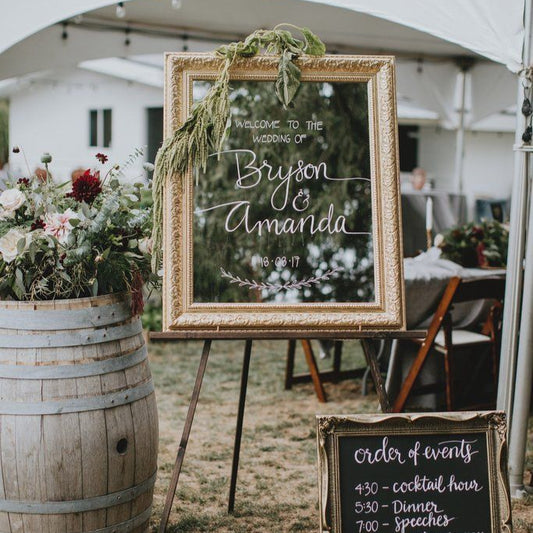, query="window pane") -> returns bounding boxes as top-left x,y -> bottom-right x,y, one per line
89,110 -> 98,147
103,109 -> 112,148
